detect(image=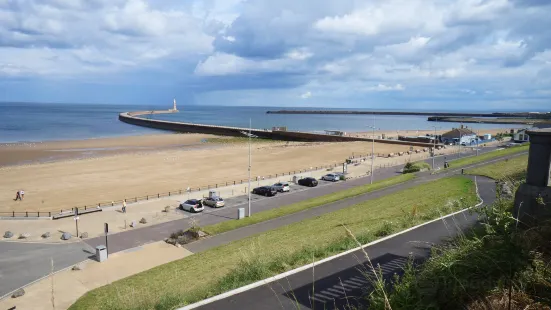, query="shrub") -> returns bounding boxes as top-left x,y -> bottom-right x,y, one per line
403,162 -> 431,174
